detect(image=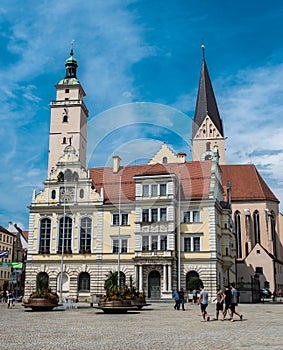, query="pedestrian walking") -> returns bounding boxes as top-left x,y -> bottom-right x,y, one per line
222,285 -> 232,321
7,290 -> 14,309
178,288 -> 185,310
192,289 -> 198,304
172,289 -> 179,310
213,285 -> 225,320
230,283 -> 243,322
198,285 -> 210,322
